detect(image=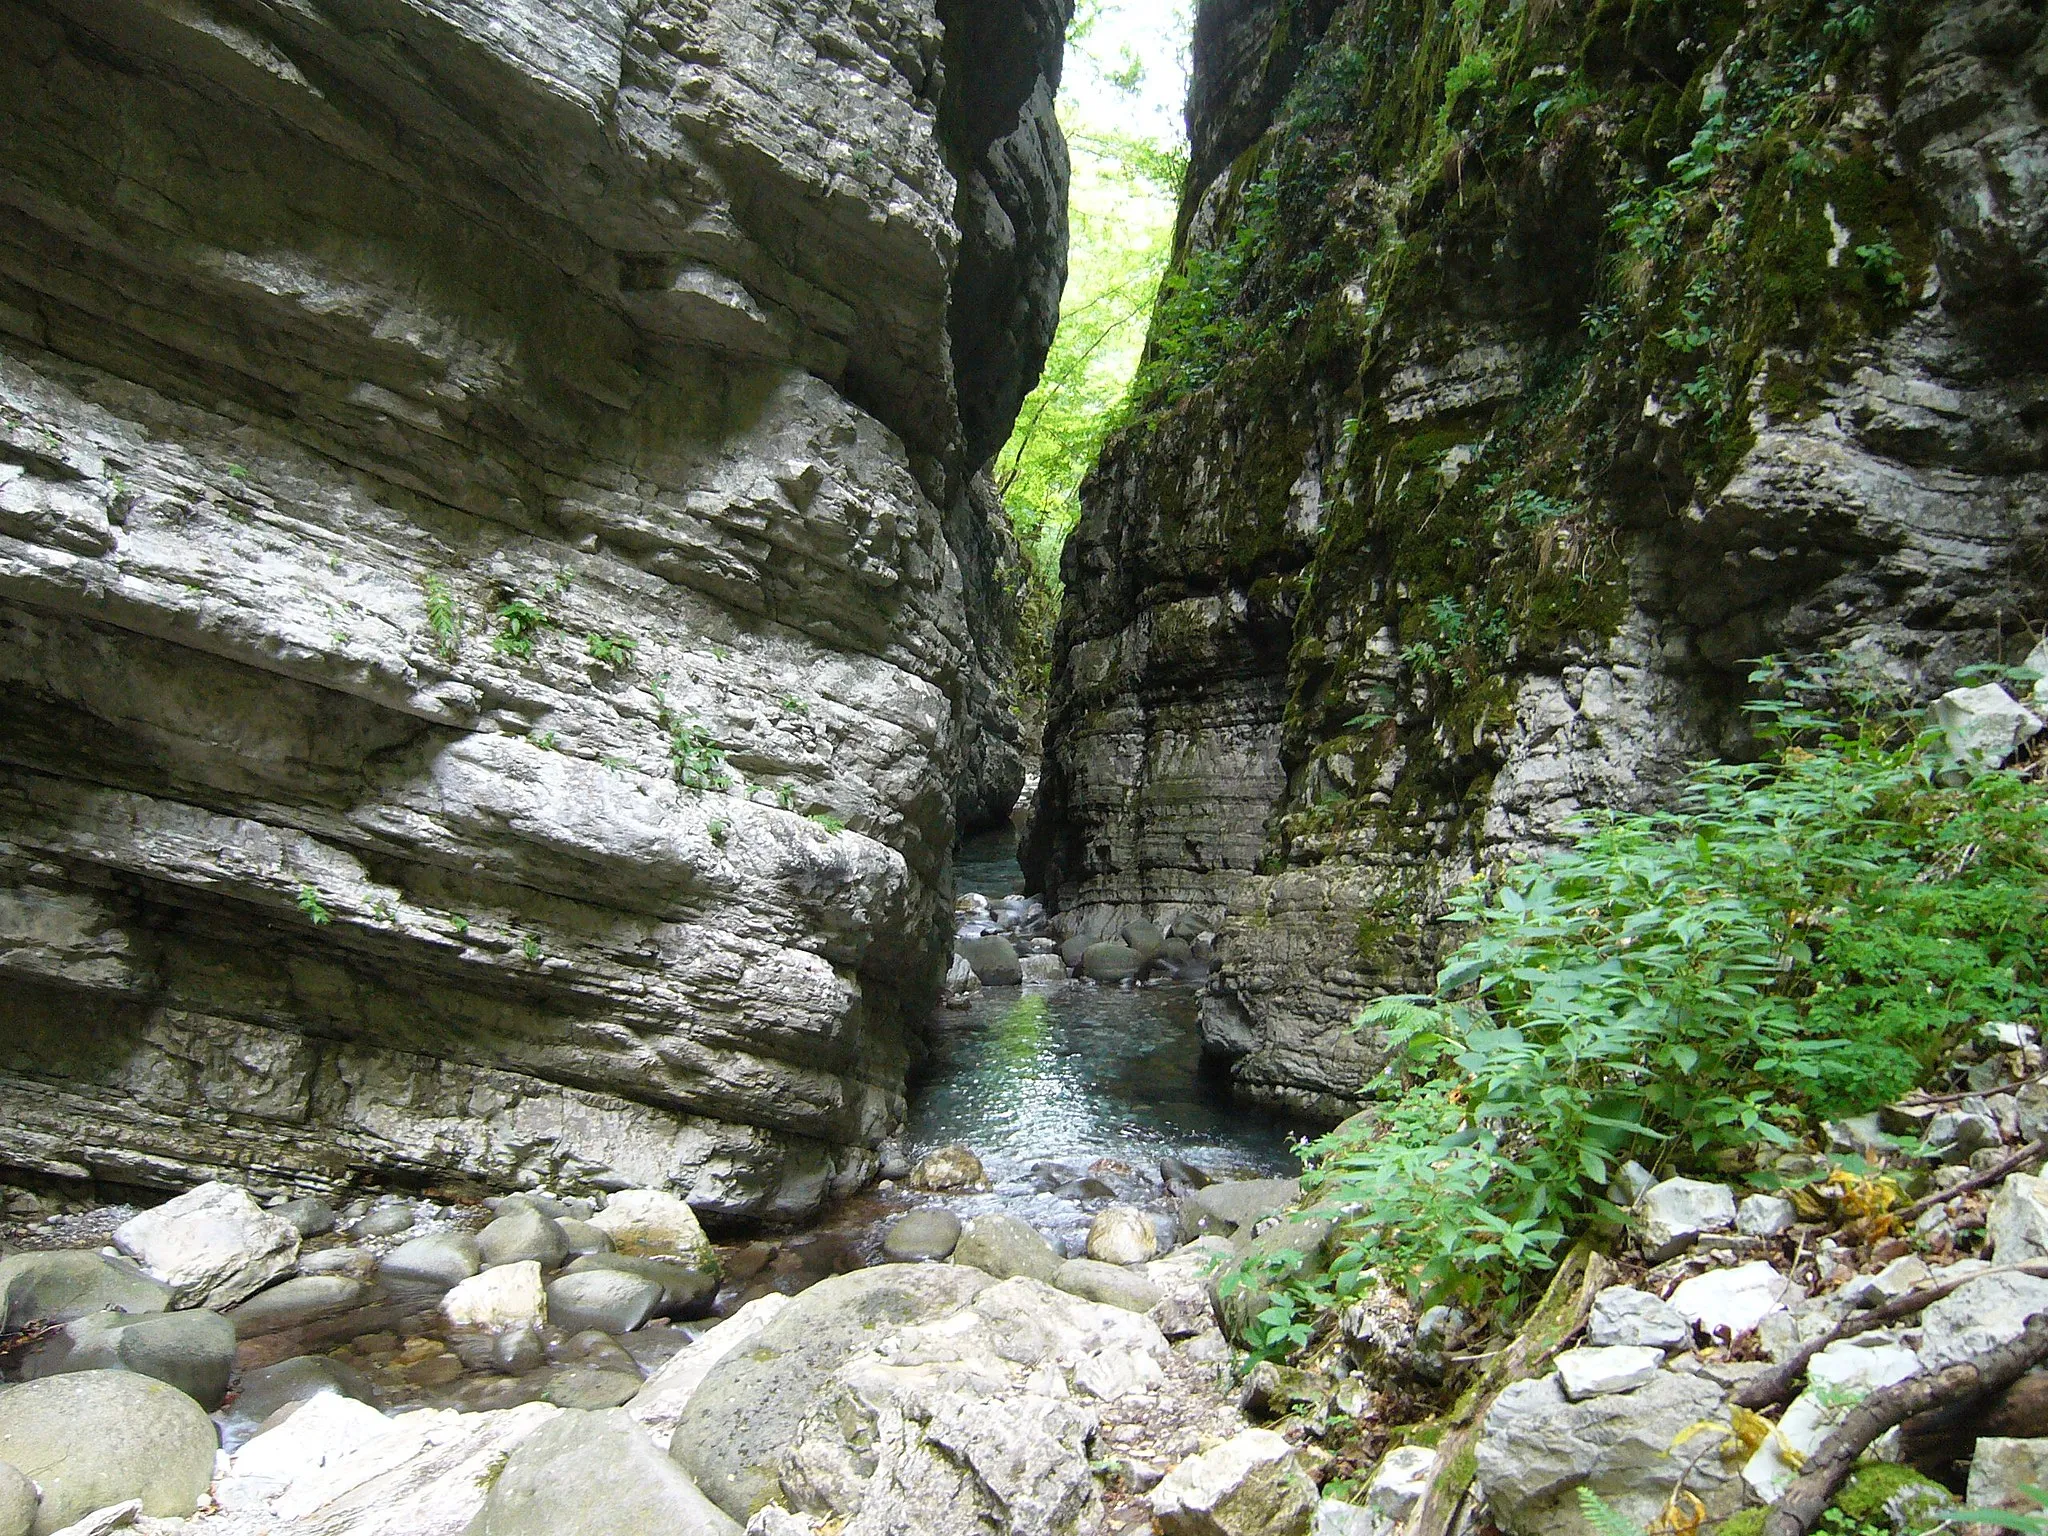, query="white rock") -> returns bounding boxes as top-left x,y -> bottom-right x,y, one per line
1839,1255 -> 1932,1309
111,1181 -> 301,1310
45,1502 -> 143,1536
1554,1345 -> 1664,1401
1669,1261 -> 1804,1340
1741,1341 -> 1921,1500
1634,1178 -> 1736,1259
1737,1195 -> 1796,1238
1073,1344 -> 1167,1401
1312,1500 -> 1376,1536
440,1260 -> 546,1331
1920,1272 -> 2048,1371
2027,638 -> 2048,705
1088,1206 -> 1160,1266
589,1189 -> 715,1264
1969,1438 -> 2048,1513
1990,1174 -> 2048,1263
1933,683 -> 2041,770
218,1393 -> 392,1511
1150,1428 -> 1318,1536
267,1402 -> 559,1534
1587,1287 -> 1692,1352
1367,1445 -> 1438,1518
